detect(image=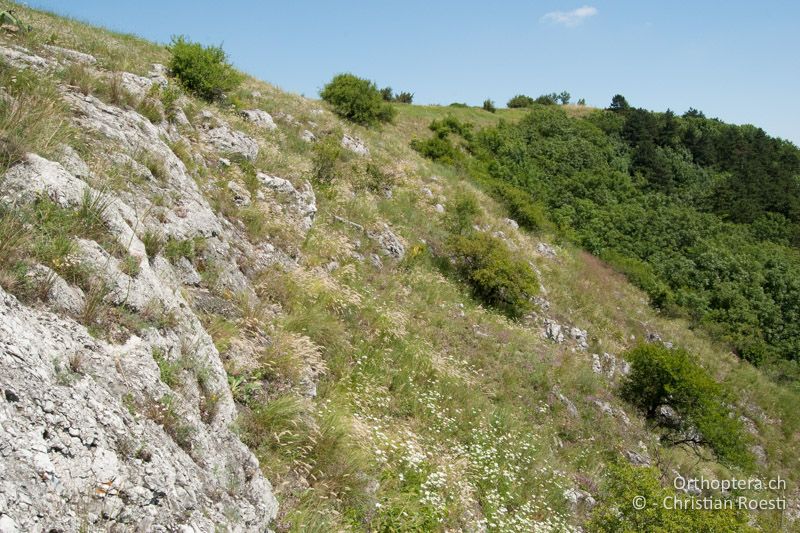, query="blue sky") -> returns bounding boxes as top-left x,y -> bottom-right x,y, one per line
26,1 -> 800,144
